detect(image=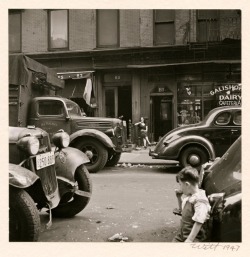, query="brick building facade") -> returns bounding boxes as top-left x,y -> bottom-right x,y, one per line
9,9 -> 241,142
